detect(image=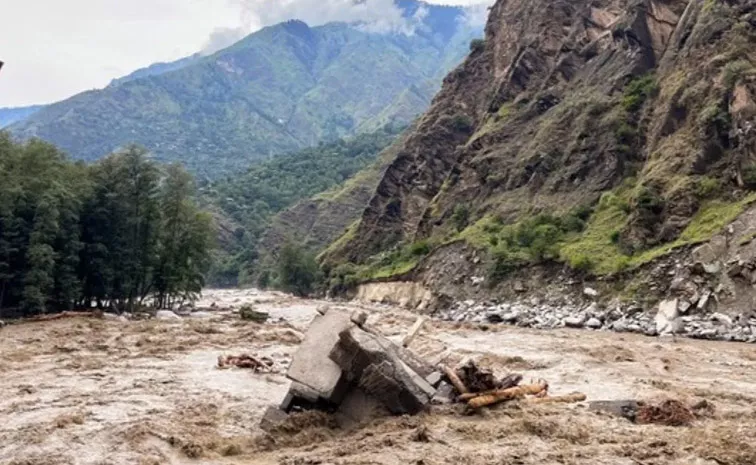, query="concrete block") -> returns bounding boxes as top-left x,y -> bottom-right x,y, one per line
287,309 -> 353,403
425,371 -> 443,388
259,406 -> 289,432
